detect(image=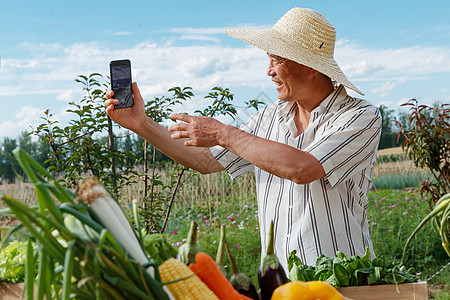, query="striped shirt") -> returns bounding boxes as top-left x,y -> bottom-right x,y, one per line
210,85 -> 382,272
